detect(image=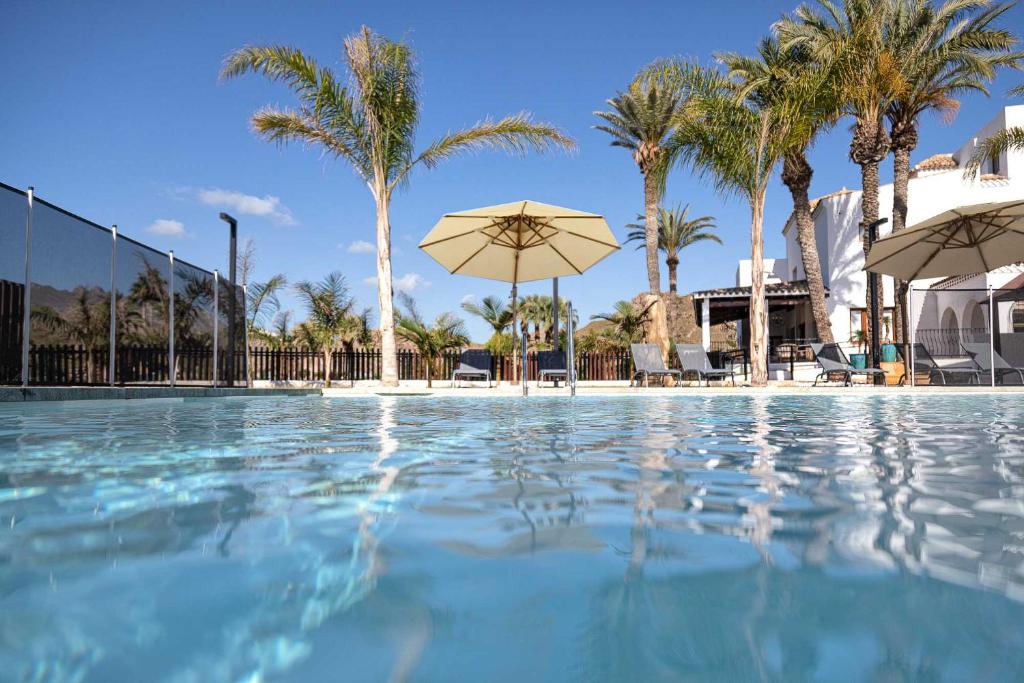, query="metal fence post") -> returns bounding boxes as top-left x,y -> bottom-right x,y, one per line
20,187 -> 33,387
243,284 -> 251,388
908,285 -> 915,387
212,270 -> 219,388
168,250 -> 175,388
989,286 -> 995,388
109,225 -> 117,386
